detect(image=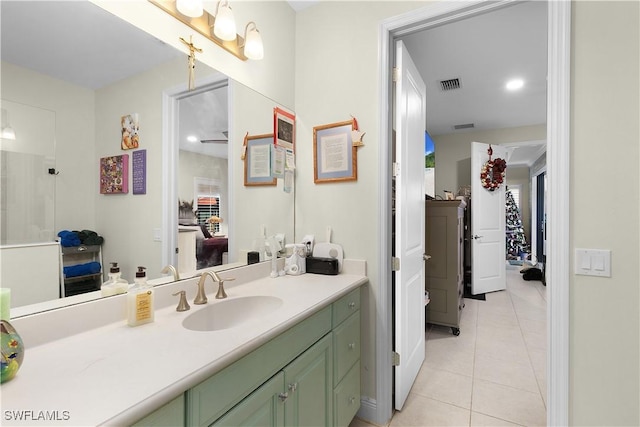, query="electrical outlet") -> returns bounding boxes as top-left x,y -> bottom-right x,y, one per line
301,234 -> 315,256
